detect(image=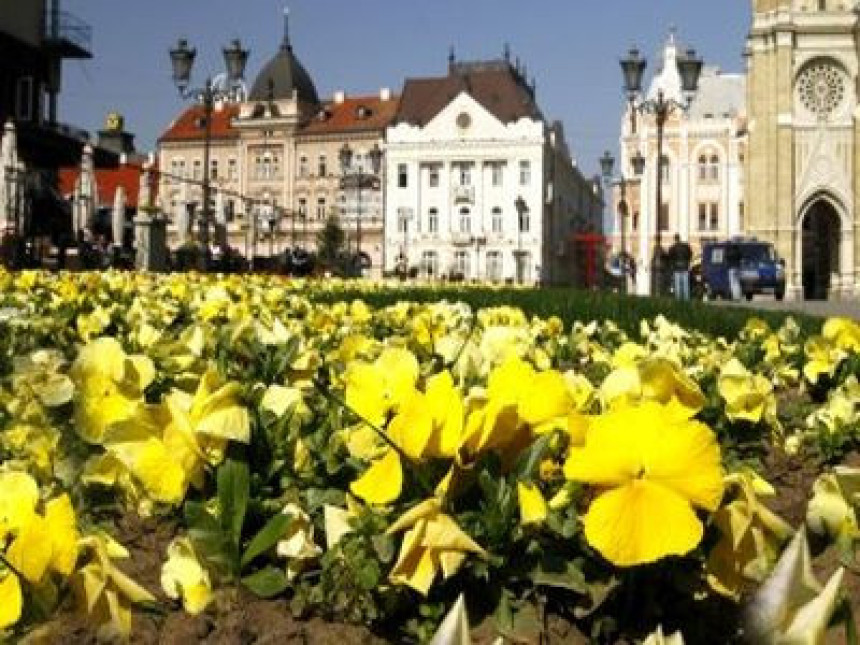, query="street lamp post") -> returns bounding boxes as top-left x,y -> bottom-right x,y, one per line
600,150 -> 644,293
339,142 -> 383,275
514,196 -> 528,284
619,45 -> 702,296
169,38 -> 248,265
